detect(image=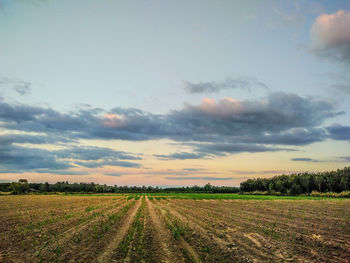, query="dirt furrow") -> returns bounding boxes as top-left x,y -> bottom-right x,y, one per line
171,198 -> 350,248
43,199 -> 136,263
96,198 -> 142,263
151,199 -> 201,263
185,199 -> 350,236
156,199 -> 275,263
165,199 -> 347,262
33,199 -> 129,262
145,196 -> 187,263
0,199 -> 128,263
164,200 -> 312,261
